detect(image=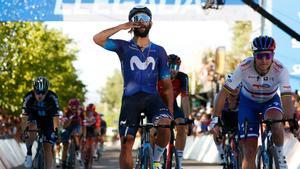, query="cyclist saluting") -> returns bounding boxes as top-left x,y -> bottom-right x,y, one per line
21,76 -> 60,169
211,36 -> 299,169
93,5 -> 174,169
